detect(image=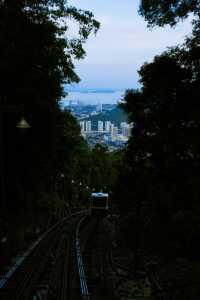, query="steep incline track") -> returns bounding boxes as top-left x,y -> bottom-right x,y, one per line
76,216 -> 114,300
0,211 -> 86,300
0,212 -> 114,300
